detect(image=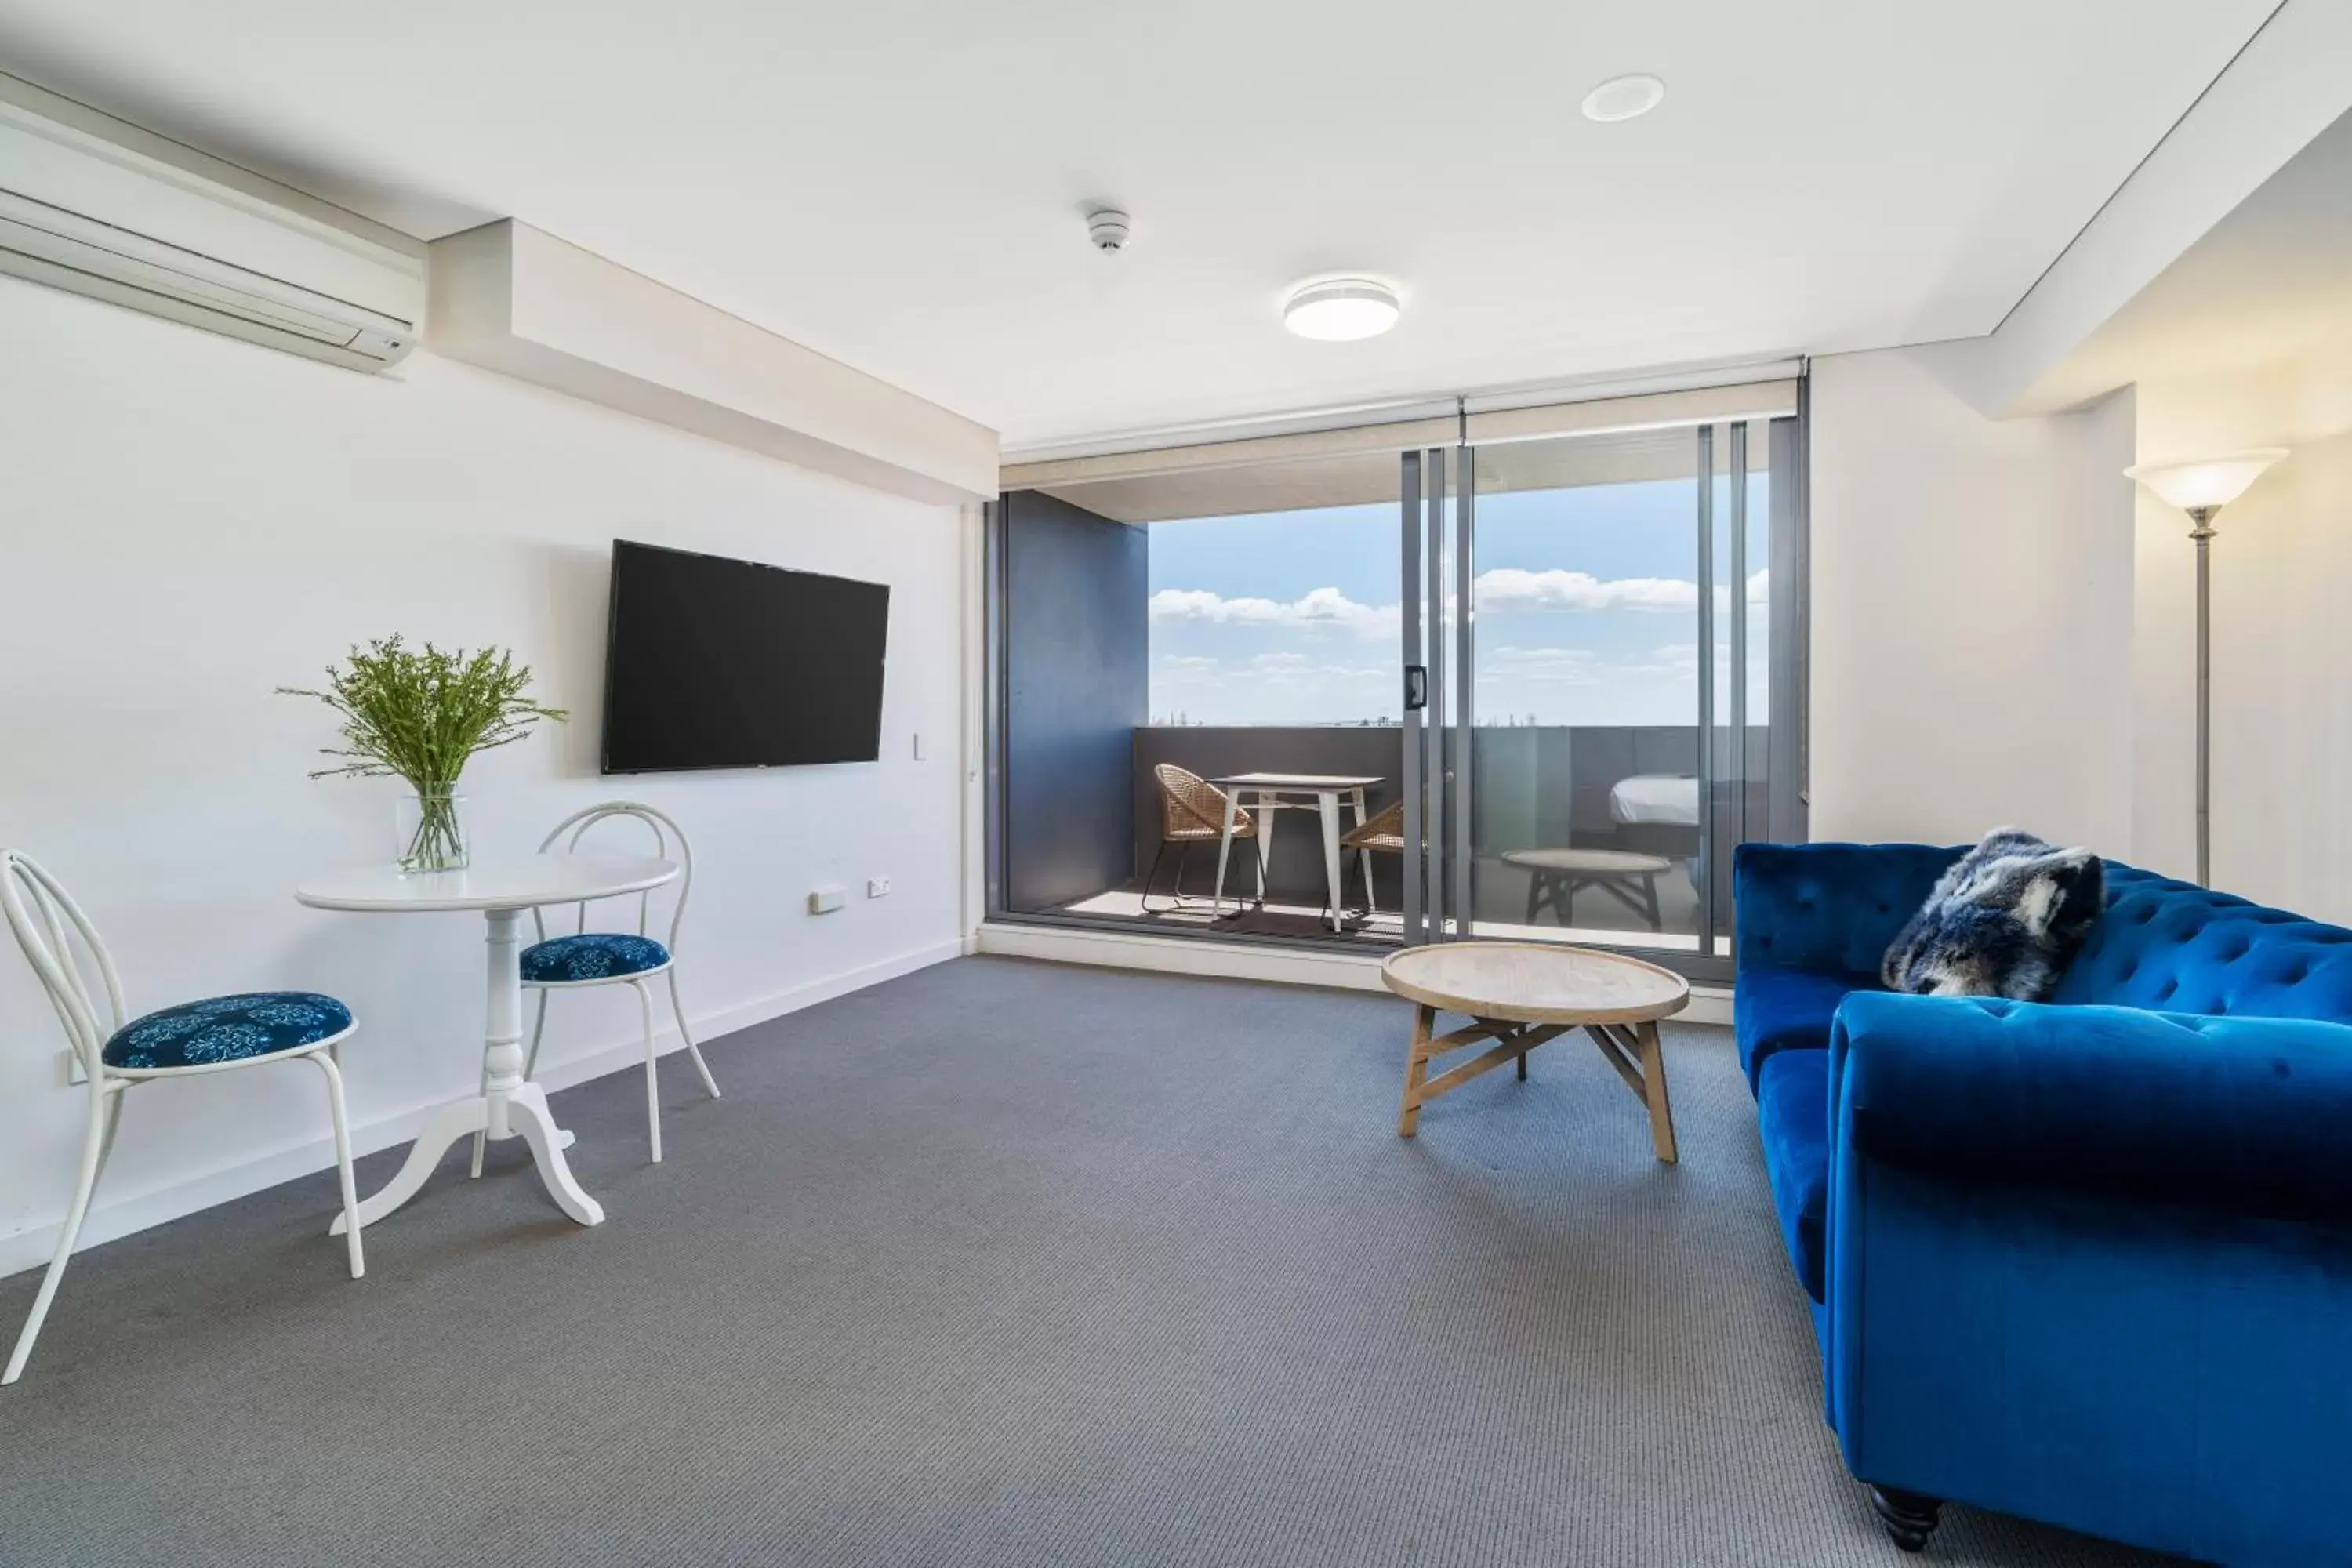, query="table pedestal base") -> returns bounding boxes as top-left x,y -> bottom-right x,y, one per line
330,906 -> 606,1234
1396,1005 -> 1677,1163
332,1081 -> 604,1232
